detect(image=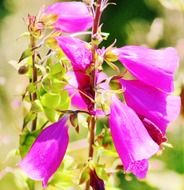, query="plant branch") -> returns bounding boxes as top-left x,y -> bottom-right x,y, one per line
30,35 -> 37,131
86,0 -> 102,189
